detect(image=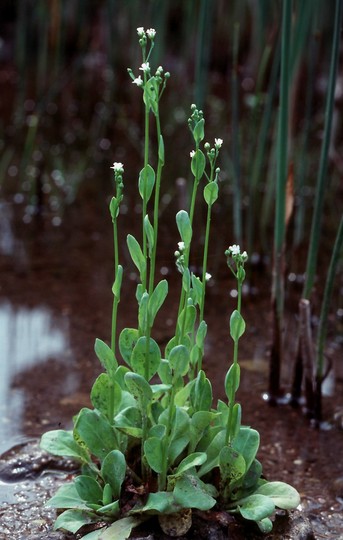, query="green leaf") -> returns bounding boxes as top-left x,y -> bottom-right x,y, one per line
74,409 -> 118,460
144,437 -> 164,473
91,374 -> 122,417
165,335 -> 191,358
109,196 -> 121,222
99,517 -> 144,540
230,310 -> 246,341
191,273 -> 203,305
47,482 -> 90,510
101,450 -> 126,500
119,328 -> 139,366
243,459 -> 263,490
158,359 -> 172,384
175,452 -> 207,475
75,476 -> 103,505
125,372 -> 153,411
127,234 -> 146,280
112,265 -> 123,300
130,492 -> 180,515
255,481 -> 300,509
131,336 -> 161,381
97,500 -> 120,517
94,339 -> 118,377
190,370 -> 212,412
173,475 -> 216,510
158,134 -> 165,165
204,182 -> 219,206
176,210 -> 192,247
189,411 -> 214,450
191,149 -> 206,179
225,363 -> 240,399
138,164 -> 155,202
257,517 -> 273,533
102,483 -> 113,506
144,215 -> 154,257
54,509 -> 97,534
178,304 -> 196,335
138,292 -> 149,334
143,76 -> 159,115
182,267 -> 191,292
161,407 -> 190,464
219,446 -> 246,489
198,429 -> 225,477
196,320 -> 207,349
232,427 -> 260,472
193,118 -> 205,144
168,345 -> 190,377
115,406 -> 142,438
229,402 -> 242,441
81,529 -> 104,540
40,430 -> 89,463
238,494 -> 275,521
148,279 -> 168,324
